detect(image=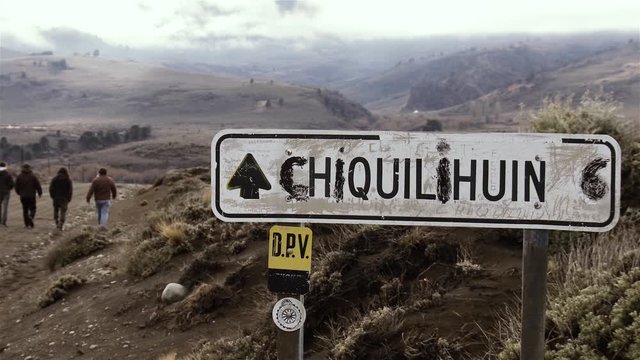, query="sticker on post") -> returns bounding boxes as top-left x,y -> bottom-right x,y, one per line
267,225 -> 312,294
272,297 -> 306,332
